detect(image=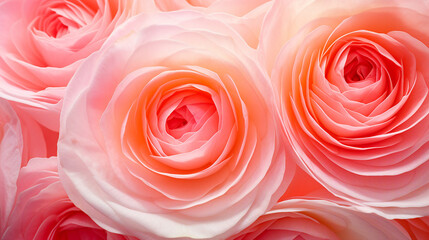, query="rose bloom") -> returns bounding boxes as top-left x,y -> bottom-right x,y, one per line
58,10 -> 294,240
260,0 -> 429,218
1,157 -> 132,240
229,199 -> 411,240
0,0 -> 156,131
